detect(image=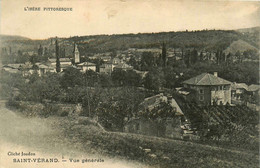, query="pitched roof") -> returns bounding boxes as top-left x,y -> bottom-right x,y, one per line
139,94 -> 184,116
114,63 -> 133,69
183,73 -> 231,86
35,63 -> 49,69
48,58 -> 71,63
5,64 -> 23,69
170,99 -> 184,116
77,62 -> 96,66
248,84 -> 260,92
60,58 -> 71,62
231,83 -> 248,90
